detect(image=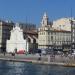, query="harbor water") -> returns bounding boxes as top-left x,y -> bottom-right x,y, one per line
0,61 -> 75,75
